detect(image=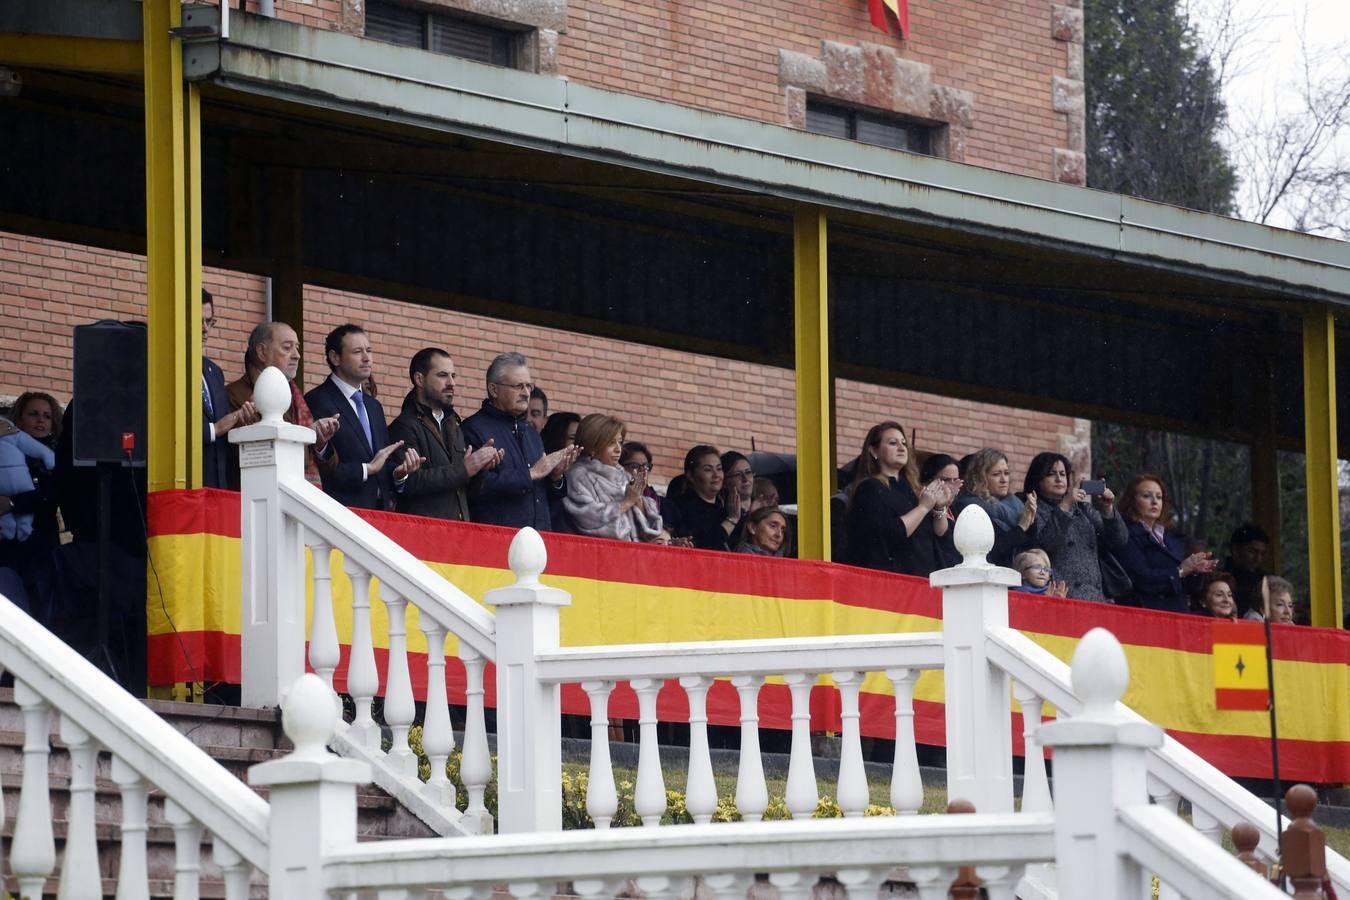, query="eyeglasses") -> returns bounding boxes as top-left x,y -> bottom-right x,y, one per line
730,469 -> 755,480
623,462 -> 653,472
494,381 -> 534,394
938,476 -> 961,484
202,317 -> 217,329
1020,565 -> 1051,575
